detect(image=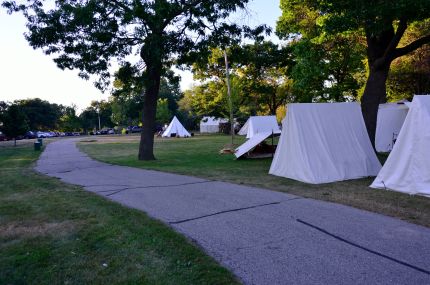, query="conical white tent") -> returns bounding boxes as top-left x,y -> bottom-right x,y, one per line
269,102 -> 381,184
238,116 -> 281,139
371,95 -> 430,196
375,102 -> 409,152
162,116 -> 191,138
